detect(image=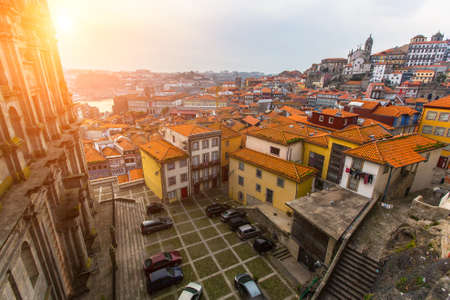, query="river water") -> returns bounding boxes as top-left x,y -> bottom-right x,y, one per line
78,98 -> 114,113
